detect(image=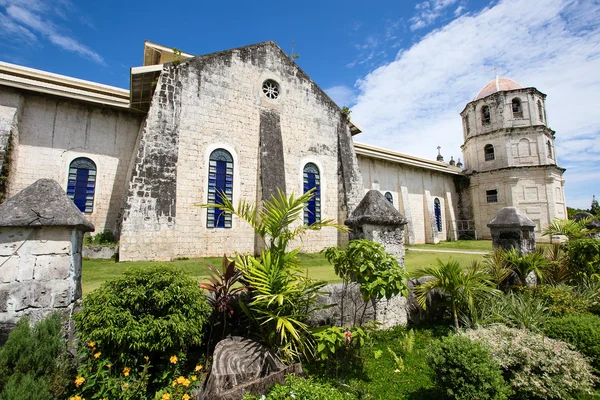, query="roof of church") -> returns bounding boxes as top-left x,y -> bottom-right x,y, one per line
0,179 -> 95,231
474,77 -> 524,100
